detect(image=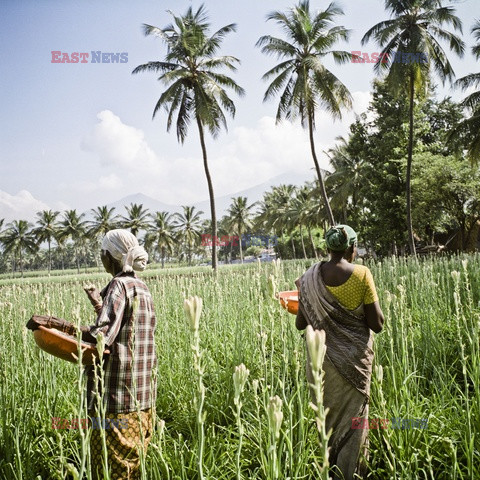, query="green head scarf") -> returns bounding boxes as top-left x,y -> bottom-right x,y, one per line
325,224 -> 357,252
